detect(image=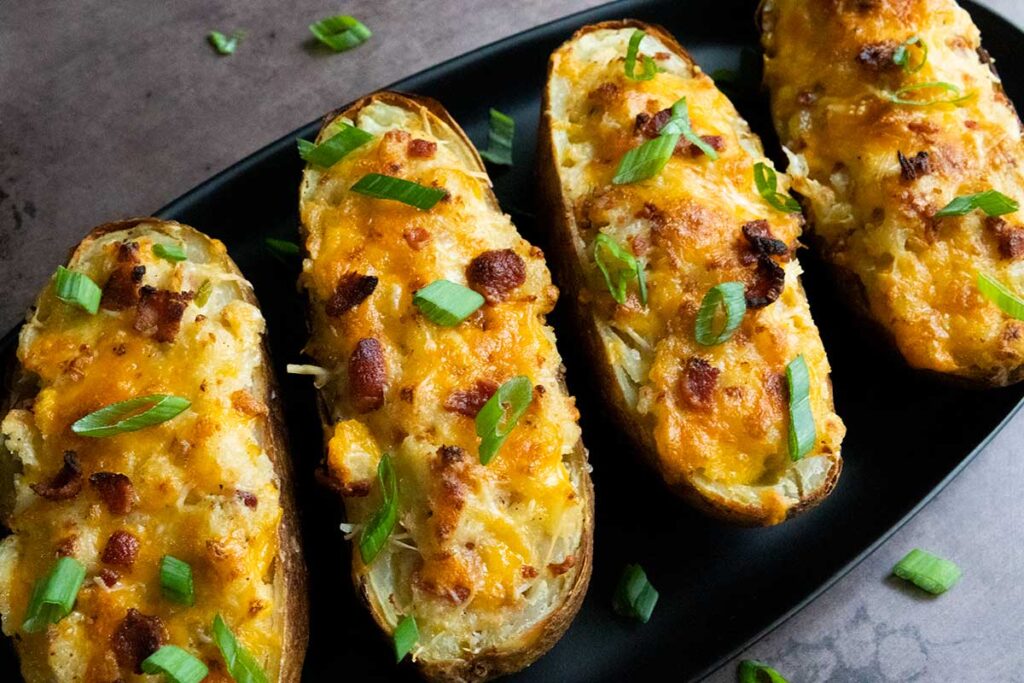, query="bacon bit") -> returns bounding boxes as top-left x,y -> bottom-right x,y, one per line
236,490 -> 258,509
55,535 -> 78,558
31,451 -> 83,501
450,585 -> 471,604
635,109 -> 673,139
654,51 -> 671,61
548,555 -> 576,576
467,249 -> 526,303
112,609 -> 167,673
403,227 -> 431,250
89,472 -> 137,515
635,202 -> 666,230
521,565 -> 539,579
856,41 -> 898,70
964,120 -> 979,130
407,138 -> 437,158
897,151 -> 931,181
349,338 -> 387,413
745,255 -> 786,308
741,220 -> 788,264
102,531 -> 140,568
589,82 -> 621,108
986,216 -> 1024,259
765,371 -> 789,409
325,272 -> 378,317
444,379 -> 499,417
676,134 -> 726,158
230,389 -> 268,418
680,358 -> 720,410
101,242 -> 146,311
437,444 -> 466,466
99,568 -> 120,587
133,286 -> 193,343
